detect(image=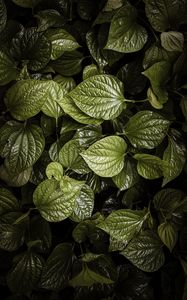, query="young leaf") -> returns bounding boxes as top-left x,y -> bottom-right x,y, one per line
46,162 -> 64,181
161,31 -> 184,52
134,154 -> 164,179
105,3 -> 147,53
121,231 -> 165,272
5,80 -> 55,121
59,95 -> 103,125
40,243 -> 73,290
70,184 -> 94,222
68,75 -> 126,120
112,158 -> 139,191
46,28 -> 80,60
0,121 -> 45,175
0,188 -> 19,215
33,178 -> 76,222
81,136 -> 127,177
0,50 -> 17,86
144,0 -> 187,32
158,222 -> 178,252
162,135 -> 186,186
7,251 -> 44,293
124,111 -> 170,149
97,209 -> 148,242
0,0 -> 6,33
59,140 -> 90,174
